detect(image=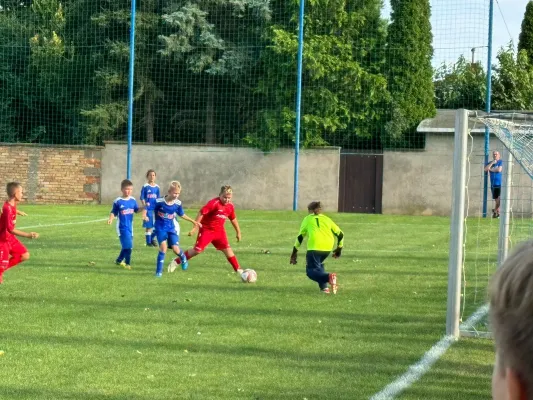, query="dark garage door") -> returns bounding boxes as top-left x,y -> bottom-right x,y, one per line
338,153 -> 383,213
